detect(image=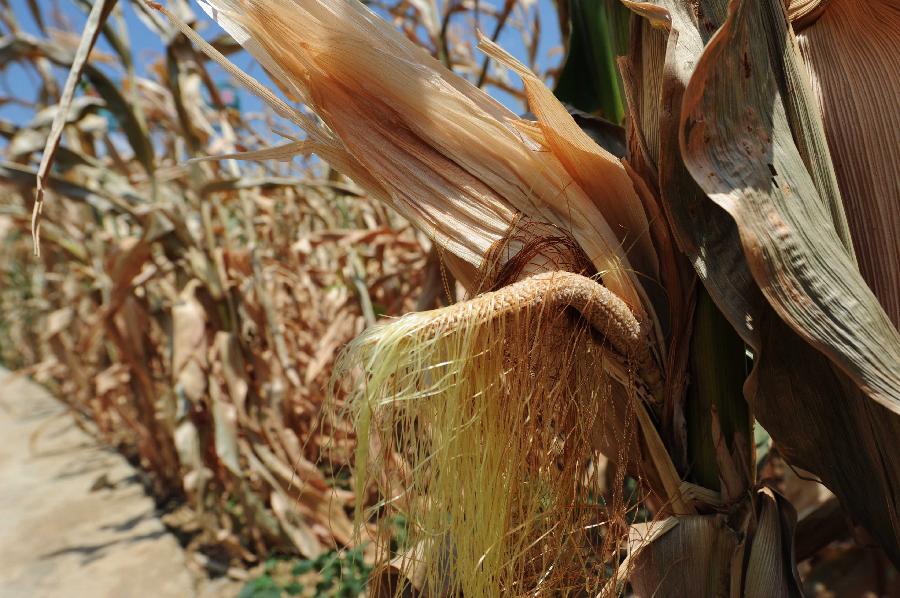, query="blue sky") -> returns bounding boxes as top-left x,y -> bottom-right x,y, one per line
2,0 -> 271,125
1,0 -> 564,134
